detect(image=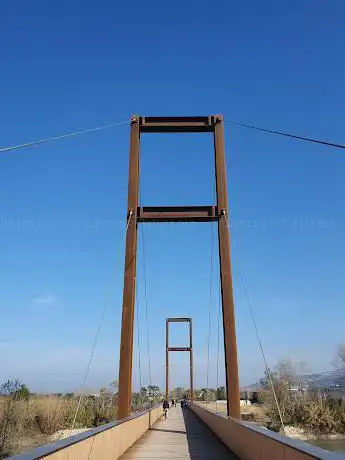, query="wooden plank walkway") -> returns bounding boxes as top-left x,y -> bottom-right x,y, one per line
121,406 -> 237,459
